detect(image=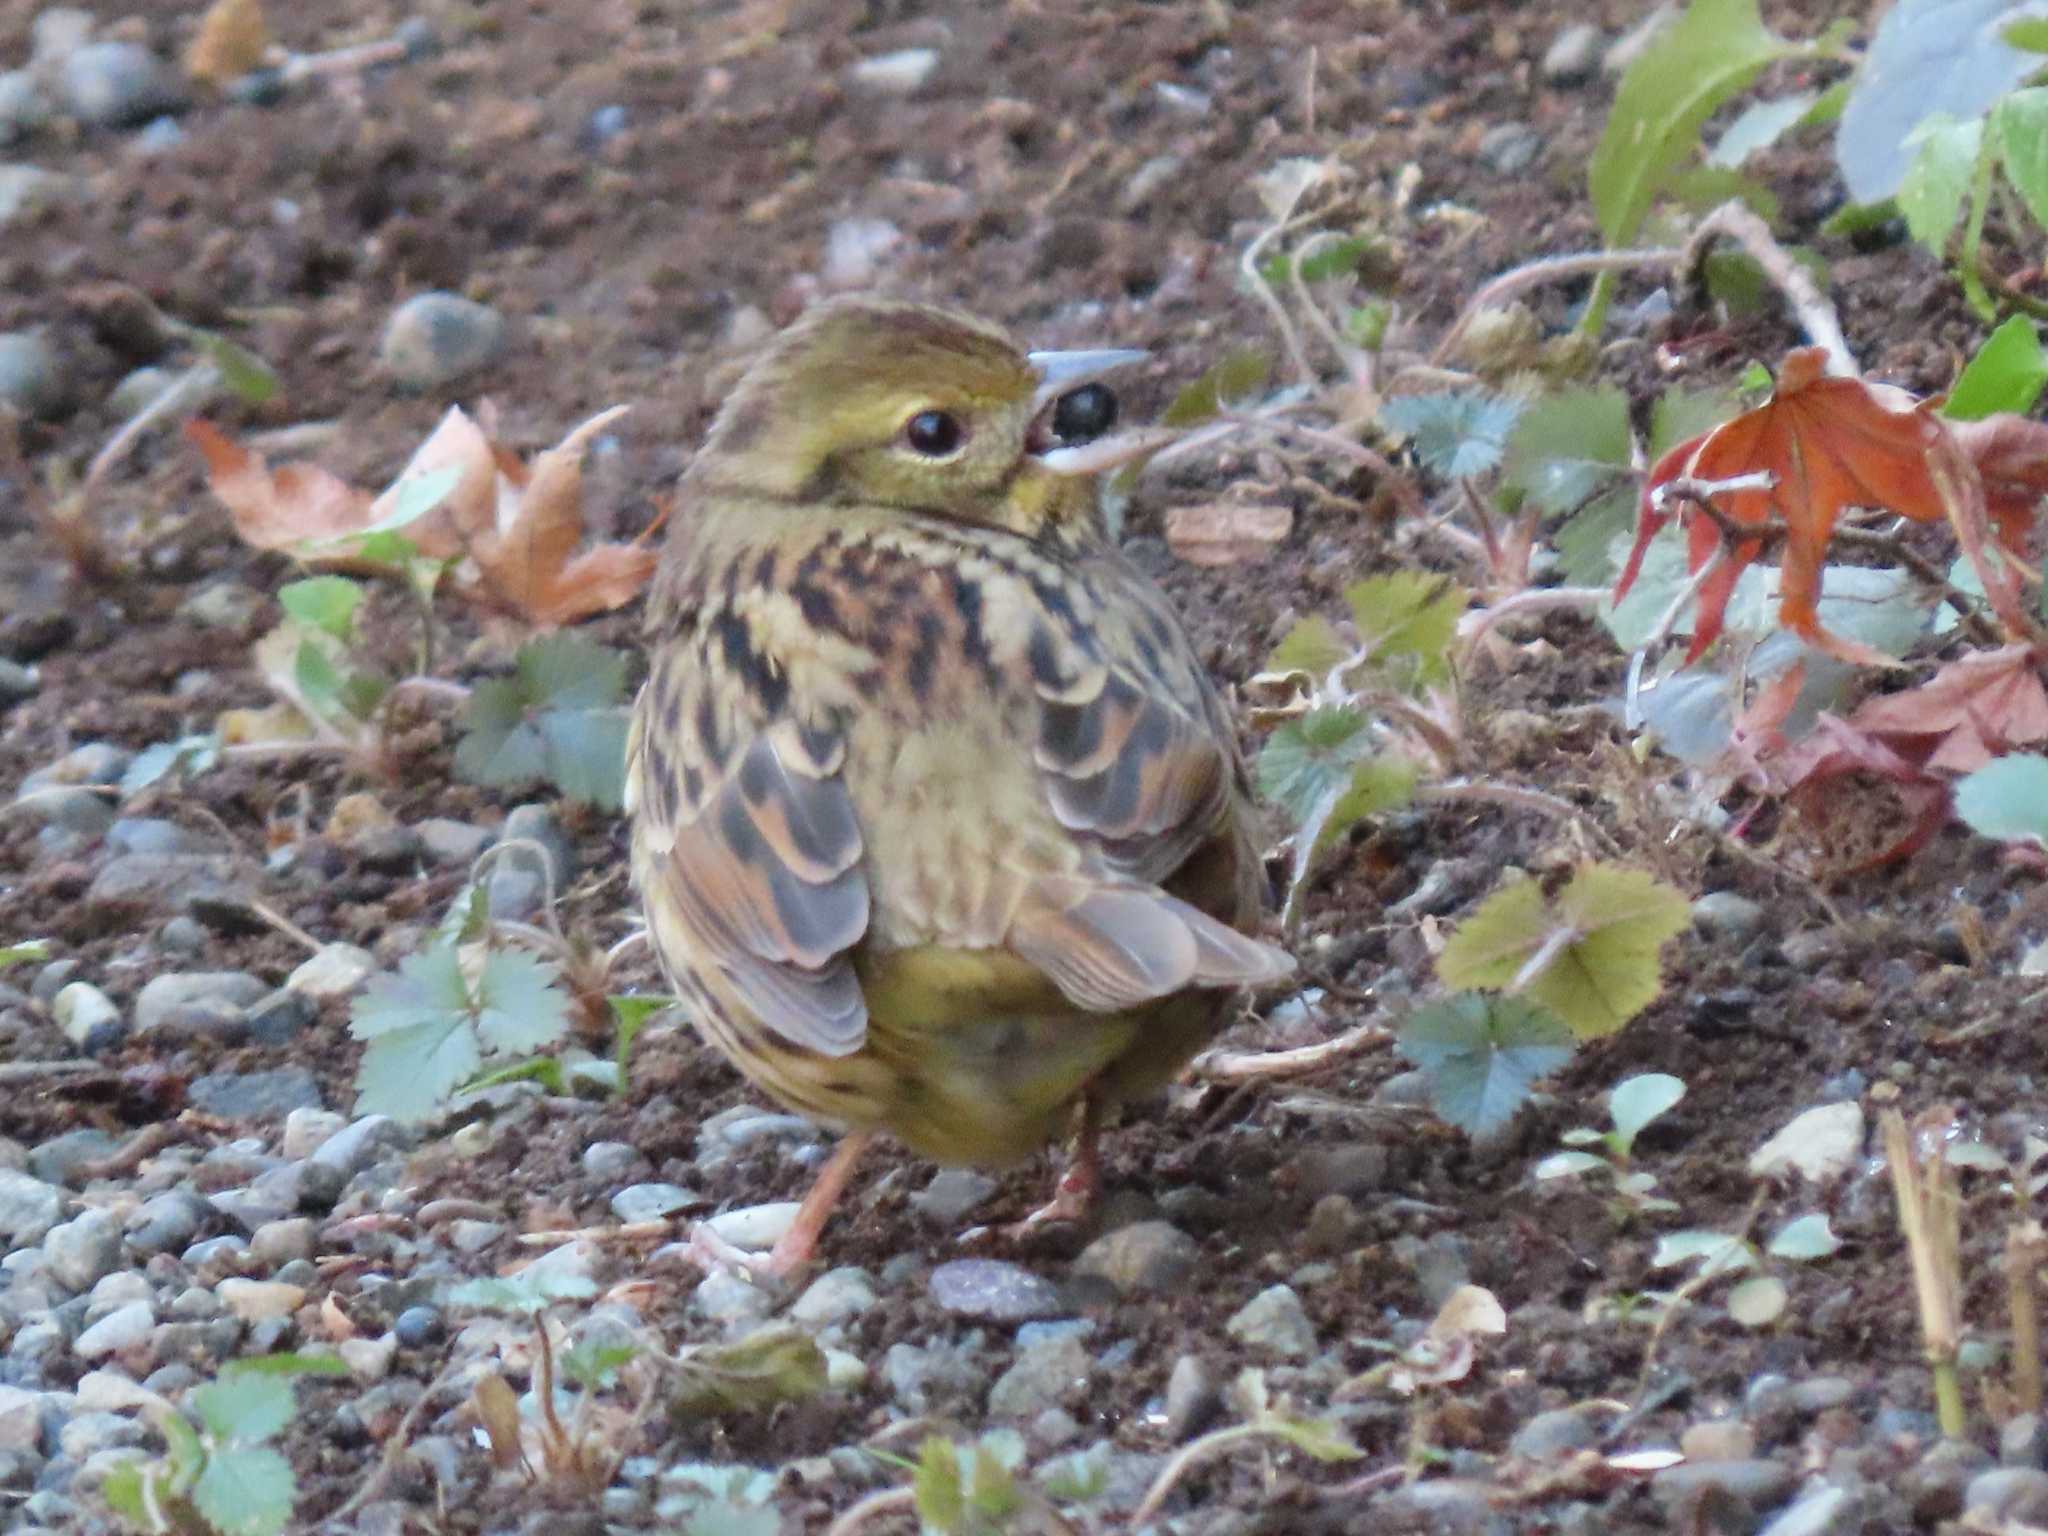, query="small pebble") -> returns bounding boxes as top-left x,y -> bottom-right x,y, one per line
215,1279 -> 304,1323
339,1335 -> 397,1383
60,41 -> 186,127
392,1306 -> 443,1348
790,1267 -> 877,1327
1541,23 -> 1604,85
1693,891 -> 1766,943
702,1202 -> 797,1251
1073,1221 -> 1197,1294
0,165 -> 83,230
928,1260 -> 1067,1323
1510,1405 -> 1601,1461
0,331 -> 65,419
911,1168 -> 997,1226
72,1301 -> 155,1361
1967,1466 -> 2048,1521
1162,1353 -> 1218,1440
1750,1103 -> 1864,1184
286,944 -> 376,1002
379,291 -> 505,391
1651,1458 -> 1796,1516
848,47 -> 938,94
987,1332 -> 1090,1421
50,983 -> 123,1054
42,1210 -> 122,1292
1224,1285 -> 1316,1359
610,1183 -> 699,1223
